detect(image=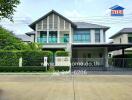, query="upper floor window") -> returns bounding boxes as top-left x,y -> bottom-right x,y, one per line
73,31 -> 91,42
128,37 -> 132,43
95,30 -> 100,43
